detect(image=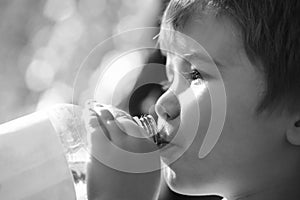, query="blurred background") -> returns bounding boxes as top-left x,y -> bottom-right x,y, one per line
0,0 -> 166,124
0,0 -> 222,199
